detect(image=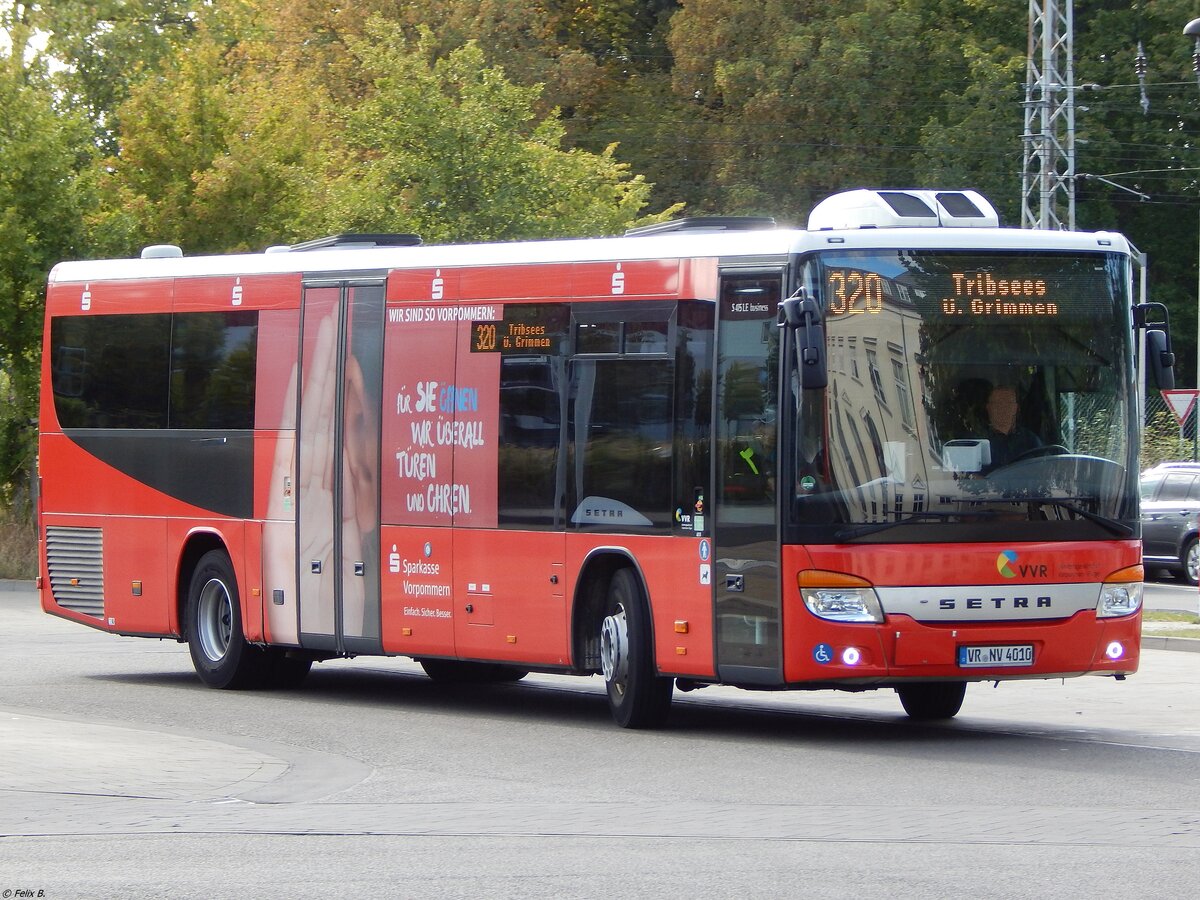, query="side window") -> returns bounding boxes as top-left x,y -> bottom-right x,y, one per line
569,300 -> 676,531
570,358 -> 673,530
51,314 -> 171,428
497,304 -> 570,528
50,312 -> 258,430
170,311 -> 258,429
1159,474 -> 1195,501
1139,475 -> 1163,501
